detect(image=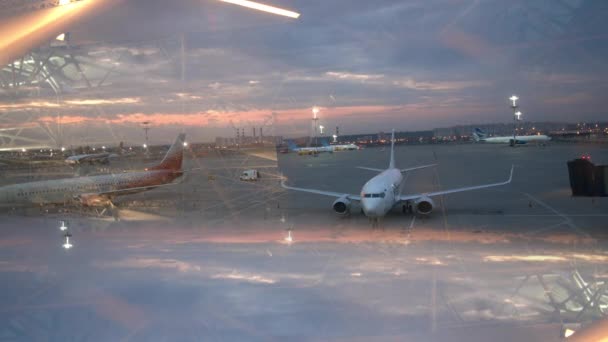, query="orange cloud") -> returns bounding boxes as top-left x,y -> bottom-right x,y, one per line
34,101 -> 494,132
